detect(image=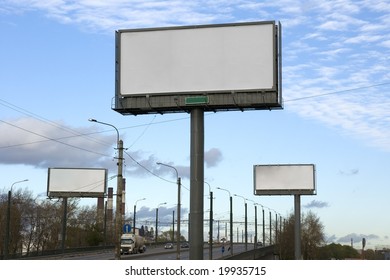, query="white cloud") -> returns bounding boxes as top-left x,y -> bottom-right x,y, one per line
380,40 -> 390,48
318,20 -> 344,31
344,34 -> 384,44
0,117 -> 116,168
2,0 -> 390,153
